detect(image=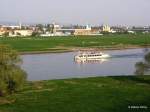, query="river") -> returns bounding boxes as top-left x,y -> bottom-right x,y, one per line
21,48 -> 149,81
